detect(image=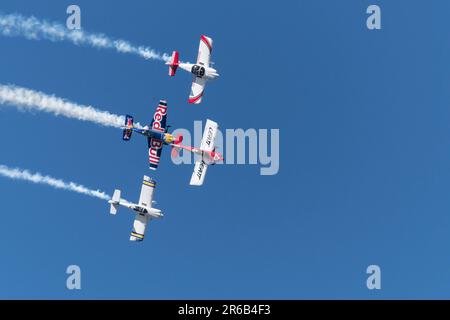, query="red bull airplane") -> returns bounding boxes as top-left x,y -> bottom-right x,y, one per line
122,99 -> 183,170
166,35 -> 219,104
171,119 -> 223,186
